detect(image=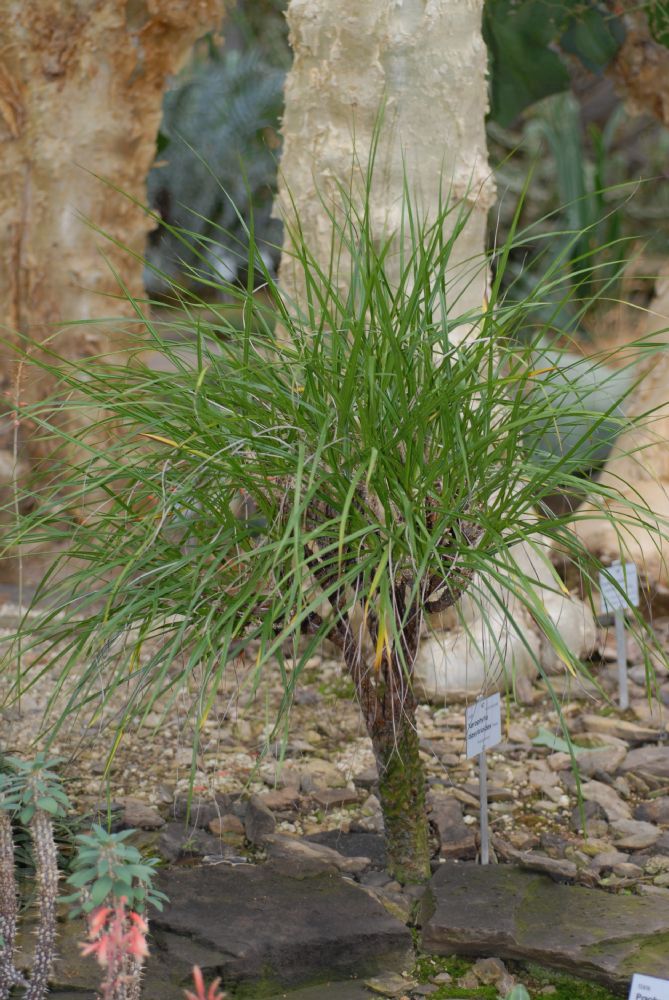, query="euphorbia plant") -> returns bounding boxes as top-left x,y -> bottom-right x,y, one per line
0,758 -> 168,1000
0,754 -> 70,1000
5,183 -> 667,883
